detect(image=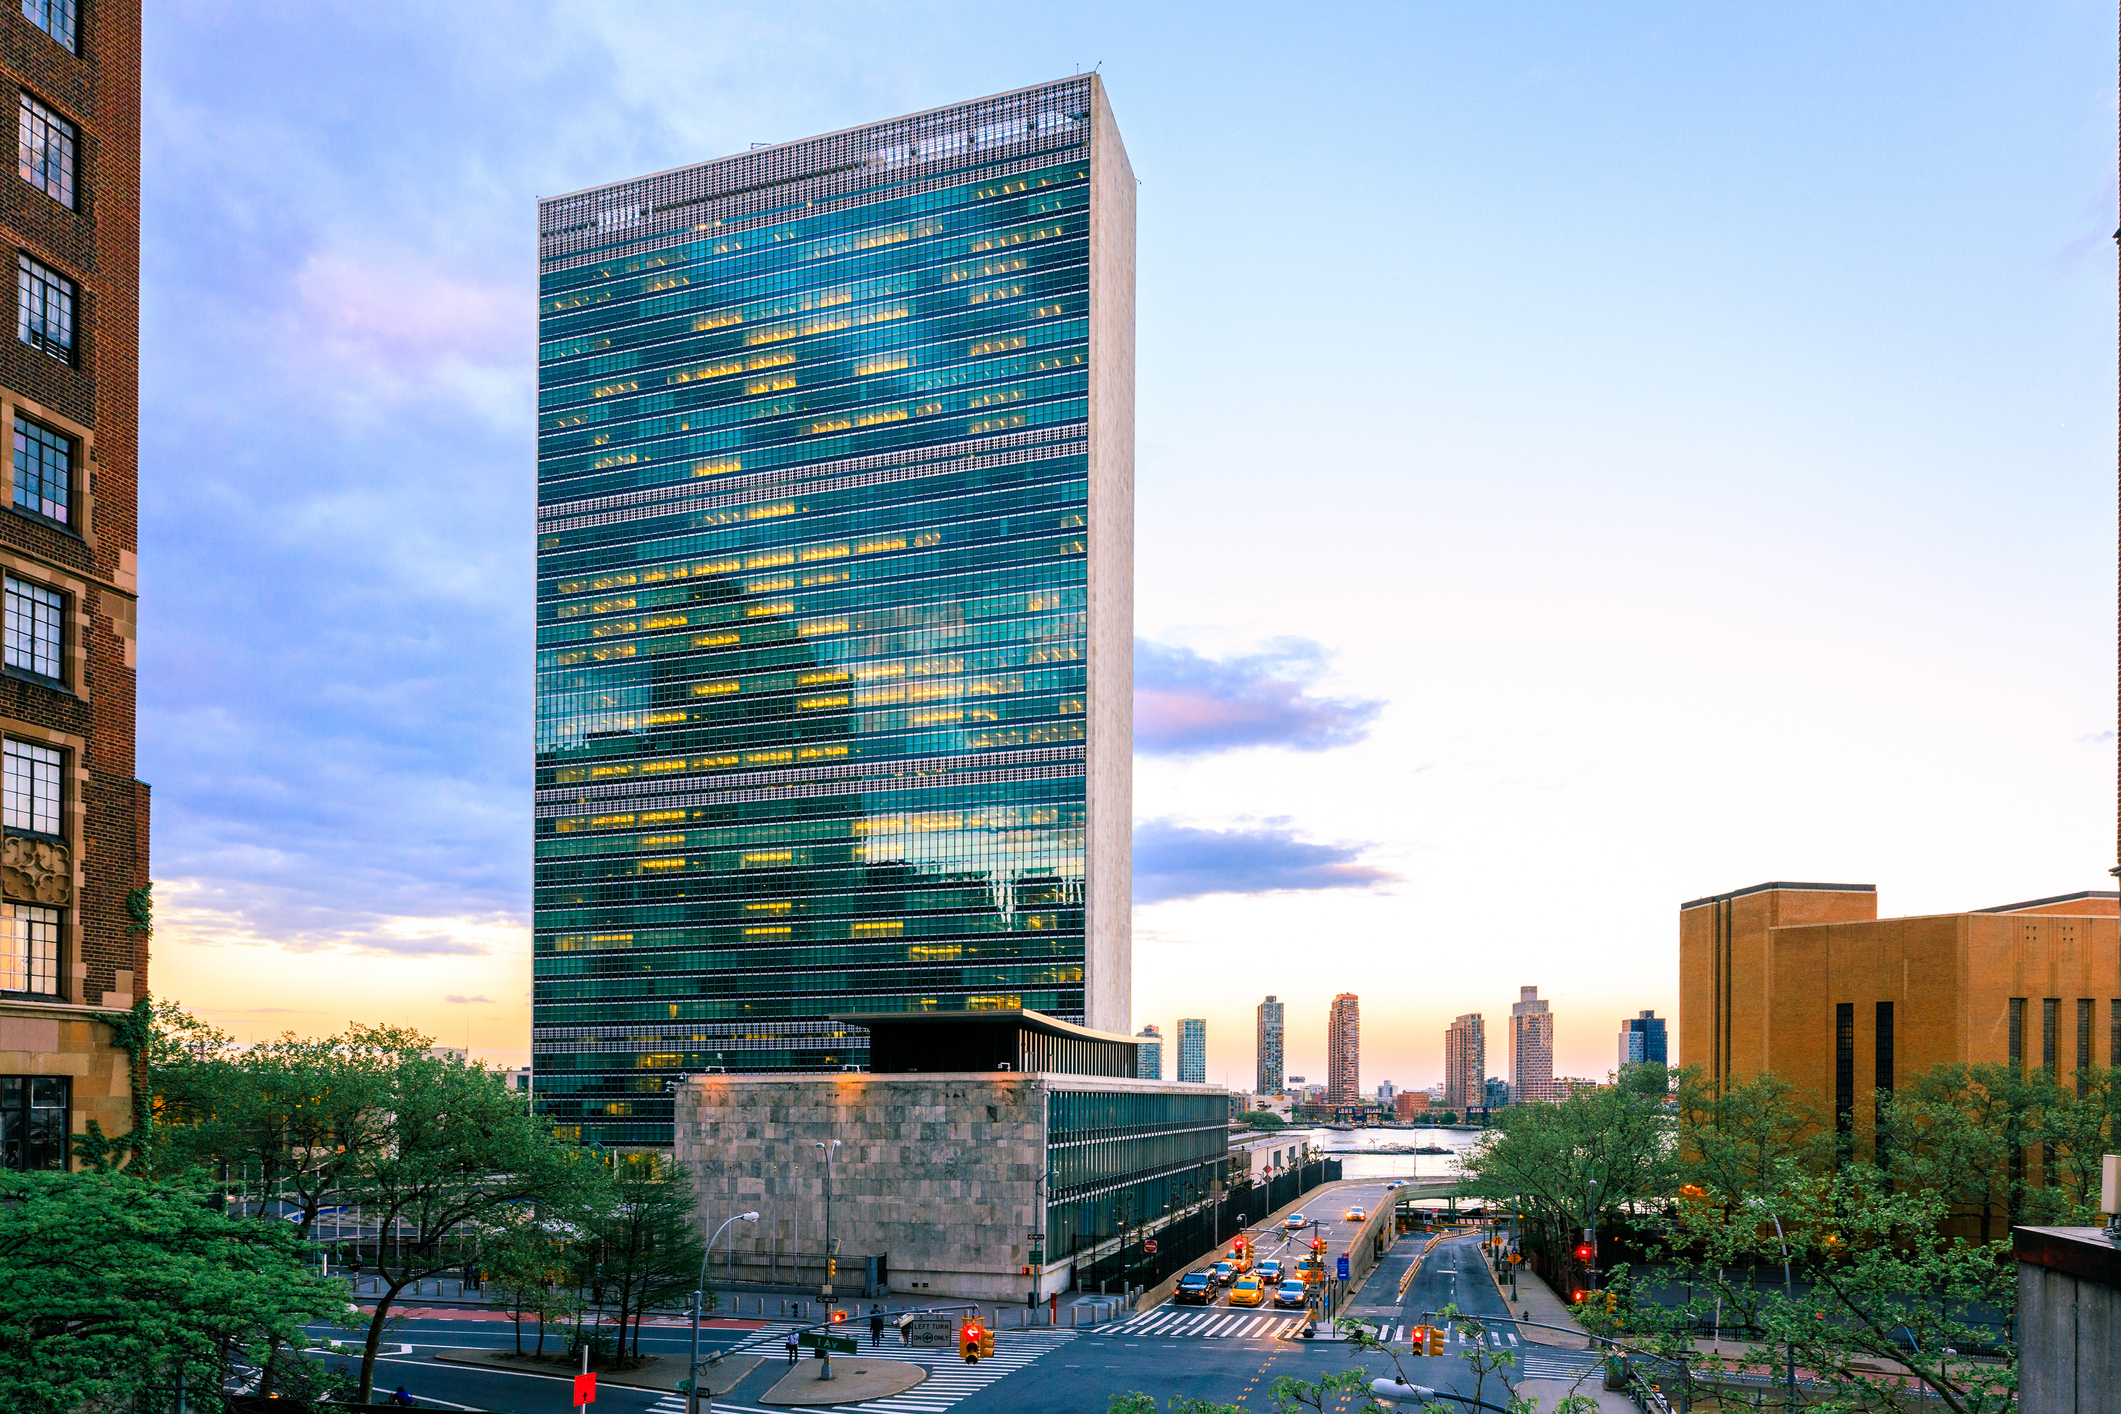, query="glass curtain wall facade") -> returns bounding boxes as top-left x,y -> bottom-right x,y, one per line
1045,1087 -> 1228,1261
534,77 -> 1134,1147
